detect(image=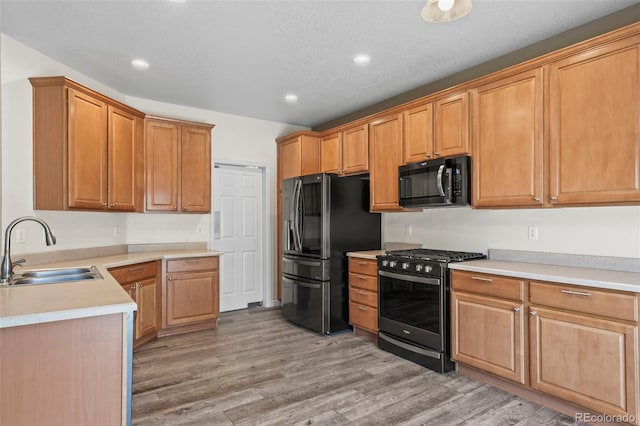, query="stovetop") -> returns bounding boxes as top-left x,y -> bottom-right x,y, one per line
382,248 -> 486,263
